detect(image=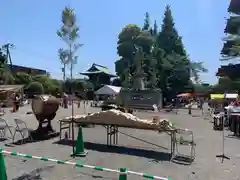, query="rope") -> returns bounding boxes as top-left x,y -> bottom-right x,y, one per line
0,148 -> 171,180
